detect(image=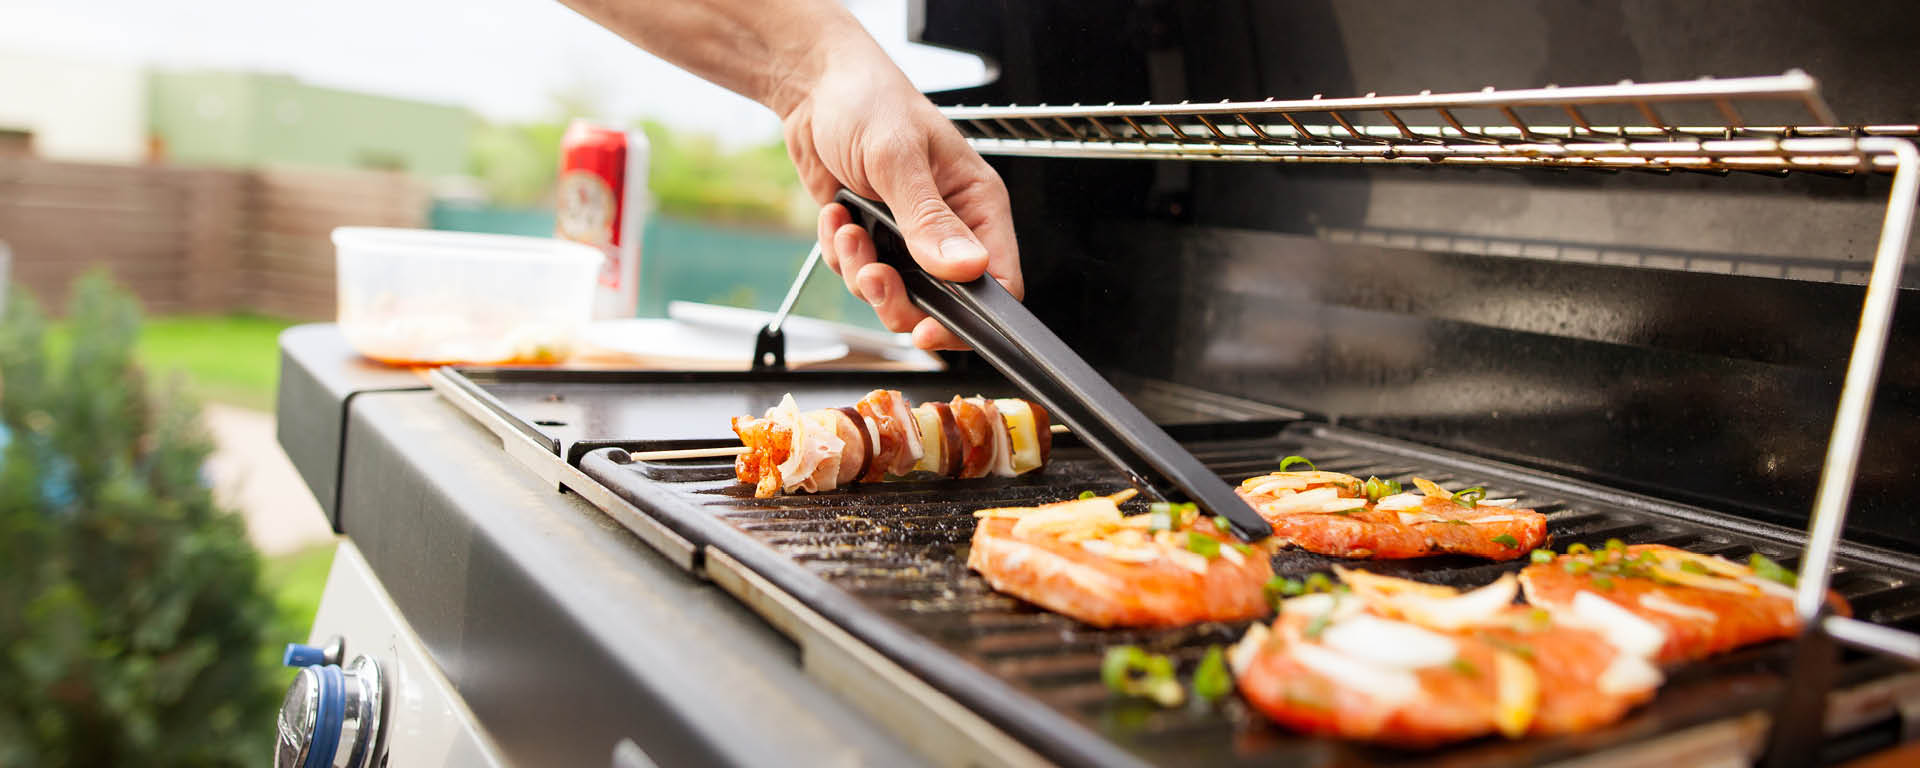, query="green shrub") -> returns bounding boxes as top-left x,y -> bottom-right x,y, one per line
0,274 -> 277,766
